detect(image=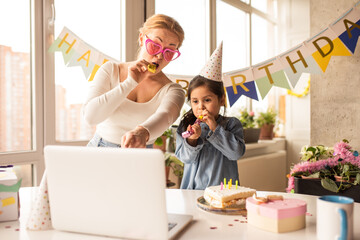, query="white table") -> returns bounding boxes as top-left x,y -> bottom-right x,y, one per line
1,187 -> 360,239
